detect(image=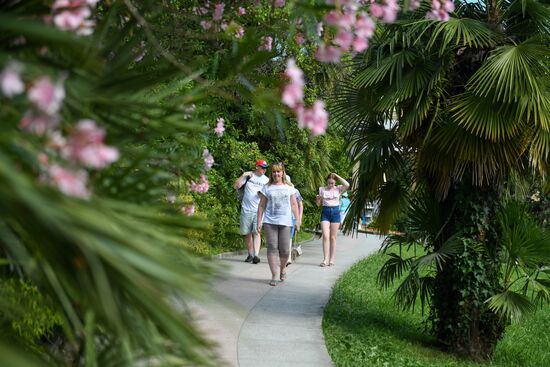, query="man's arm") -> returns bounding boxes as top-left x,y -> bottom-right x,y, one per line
233,171 -> 252,190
